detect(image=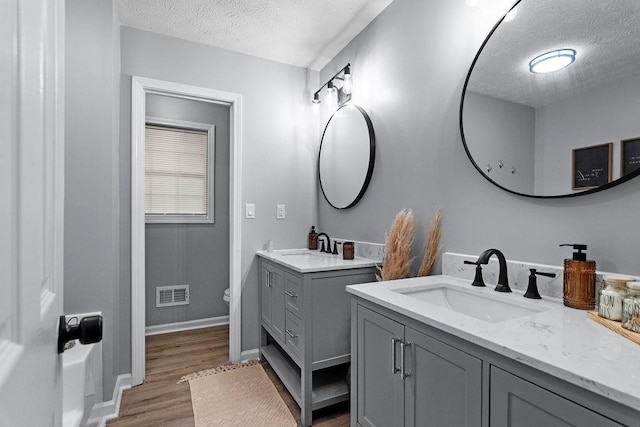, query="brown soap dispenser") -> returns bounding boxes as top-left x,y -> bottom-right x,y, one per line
560,244 -> 596,310
308,226 -> 318,250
